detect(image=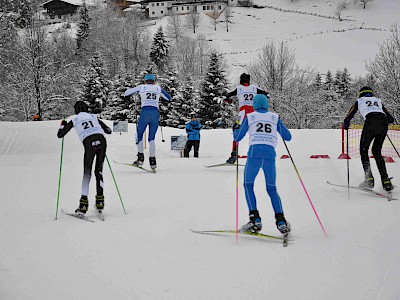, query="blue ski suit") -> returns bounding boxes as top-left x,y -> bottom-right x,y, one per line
234,108 -> 292,214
